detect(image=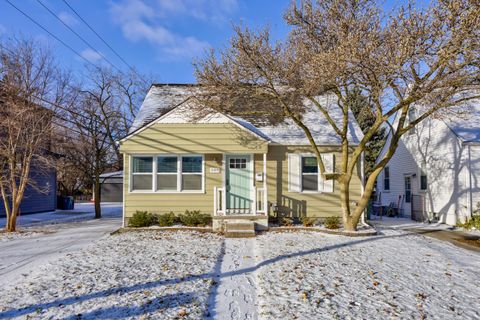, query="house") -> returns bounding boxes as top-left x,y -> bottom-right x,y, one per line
119,84 -> 365,230
99,171 -> 123,202
0,89 -> 57,218
376,101 -> 480,225
0,163 -> 57,217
